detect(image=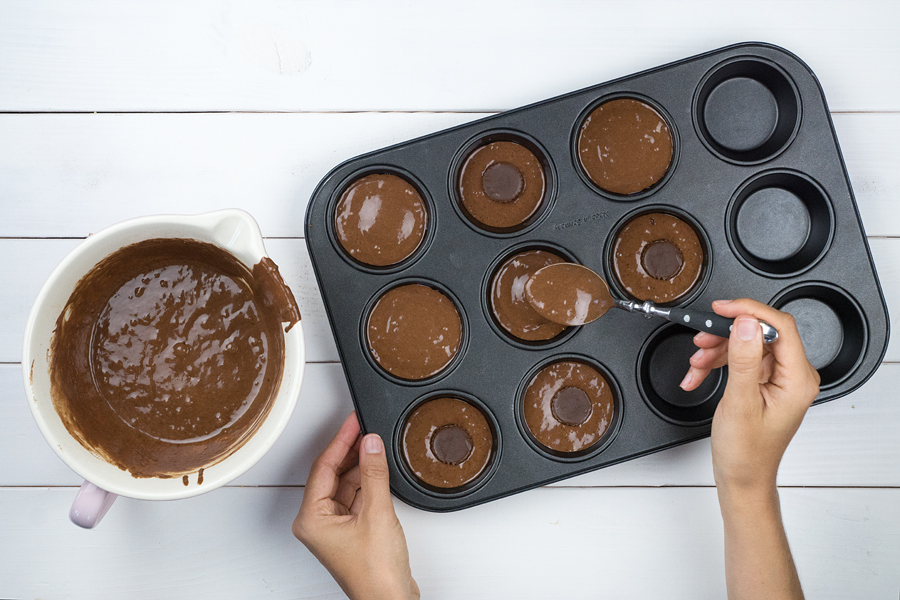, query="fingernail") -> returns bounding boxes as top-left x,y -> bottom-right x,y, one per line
363,434 -> 383,454
679,371 -> 693,390
713,299 -> 731,306
691,348 -> 704,363
736,317 -> 758,341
